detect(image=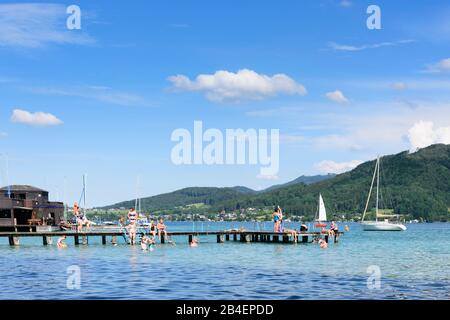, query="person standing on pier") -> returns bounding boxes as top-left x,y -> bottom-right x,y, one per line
128,208 -> 137,245
73,202 -> 82,232
273,207 -> 280,232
